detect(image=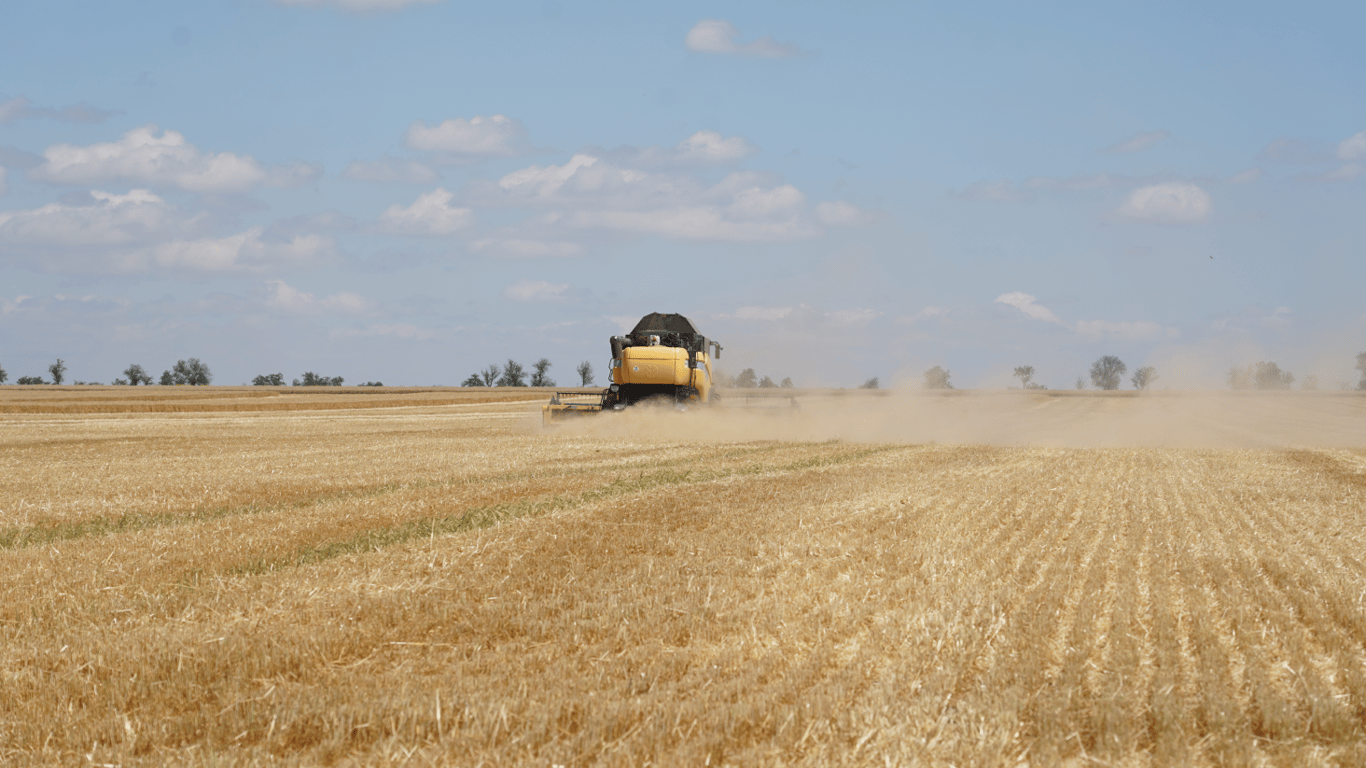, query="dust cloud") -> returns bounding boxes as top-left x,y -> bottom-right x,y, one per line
545,391 -> 1366,449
